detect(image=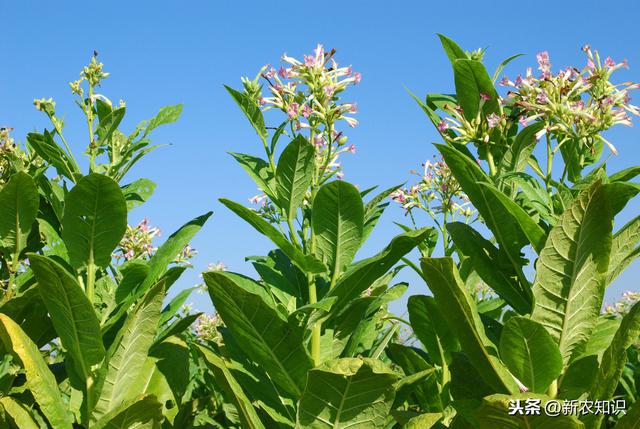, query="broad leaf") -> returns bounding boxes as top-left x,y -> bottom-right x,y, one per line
453,59 -> 500,121
121,178 -> 156,211
500,122 -> 543,173
437,34 -> 467,63
531,182 -> 612,365
296,358 -> 398,429
143,104 -> 183,137
0,172 -> 39,264
225,85 -> 267,140
92,395 -> 163,429
29,255 -> 105,382
477,394 -> 585,428
92,282 -> 165,421
229,152 -> 277,200
420,257 -> 518,393
313,181 -> 364,280
408,294 -> 459,366
607,214 -> 640,285
26,131 -> 79,180
276,136 -> 315,220
0,314 -> 74,428
204,271 -> 312,397
220,198 -> 325,273
62,173 -> 127,269
0,397 -> 40,429
499,317 -> 562,393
